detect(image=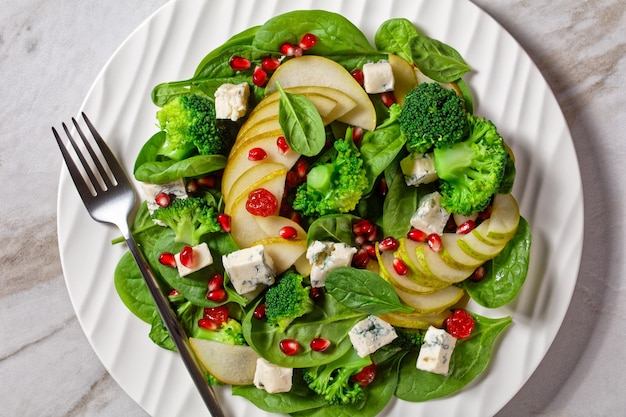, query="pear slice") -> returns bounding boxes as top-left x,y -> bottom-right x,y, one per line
388,54 -> 417,106
394,285 -> 465,314
439,233 -> 485,270
414,242 -> 476,283
266,55 -> 376,131
457,232 -> 506,261
225,163 -> 285,213
254,215 -> 307,241
396,239 -> 450,289
250,237 -> 307,274
473,193 -> 520,244
378,311 -> 449,330
236,116 -> 282,143
189,338 -> 259,385
376,246 -> 440,294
